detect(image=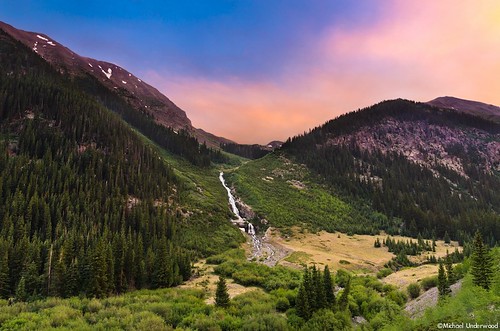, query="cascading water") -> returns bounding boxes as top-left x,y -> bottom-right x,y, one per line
219,172 -> 242,221
219,172 -> 260,253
